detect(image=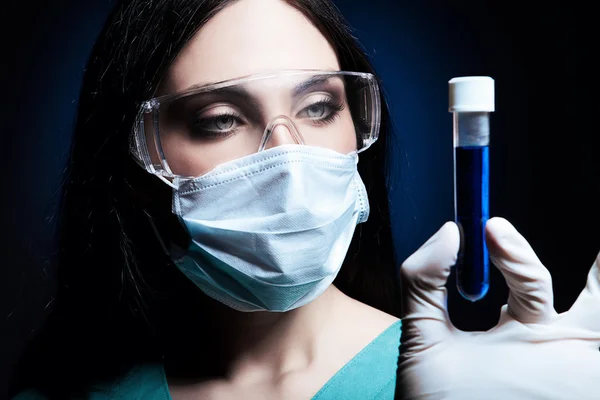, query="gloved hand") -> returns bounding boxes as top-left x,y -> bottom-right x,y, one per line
397,217 -> 600,400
